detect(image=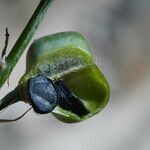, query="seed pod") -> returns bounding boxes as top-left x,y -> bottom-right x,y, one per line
0,31 -> 110,123
20,31 -> 110,122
